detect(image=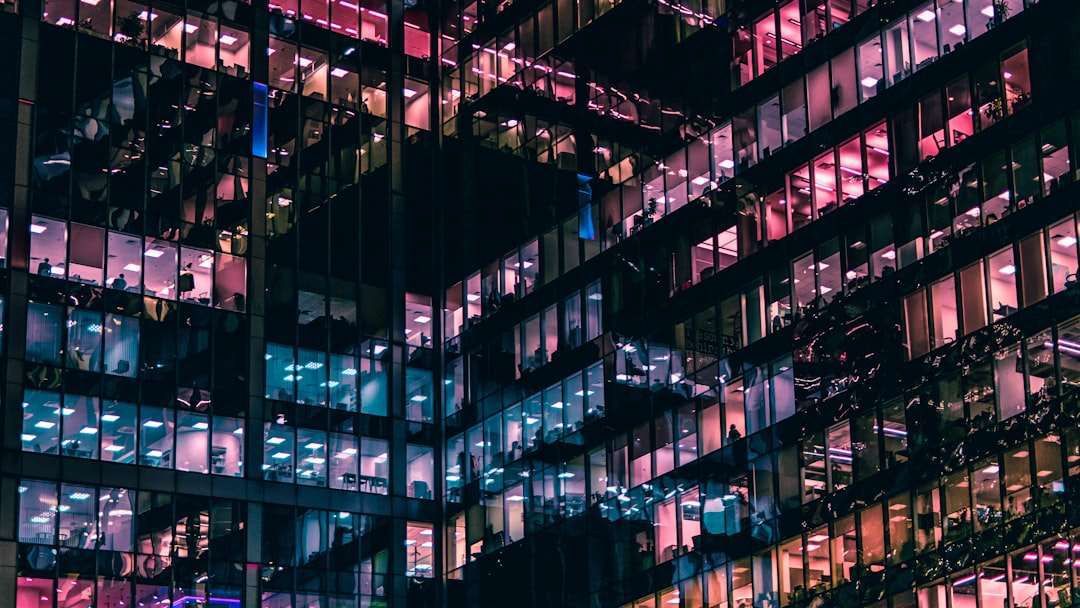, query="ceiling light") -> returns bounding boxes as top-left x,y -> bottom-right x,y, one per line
916,9 -> 935,21
1057,236 -> 1077,247
145,248 -> 165,258
34,421 -> 56,429
999,264 -> 1016,275
403,87 -> 417,98
861,76 -> 879,88
101,414 -> 120,422
413,315 -> 430,323
183,23 -> 198,33
298,57 -> 313,67
980,5 -> 994,17
143,420 -> 163,428
331,67 -> 348,78
122,263 -> 141,272
948,24 -> 966,36
30,224 -> 47,234
219,34 -> 238,45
